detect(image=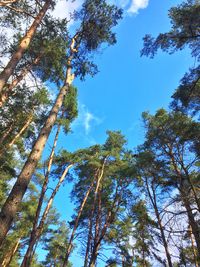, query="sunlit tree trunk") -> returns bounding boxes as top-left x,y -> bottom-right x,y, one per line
0,0 -> 51,94
0,55 -> 42,107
